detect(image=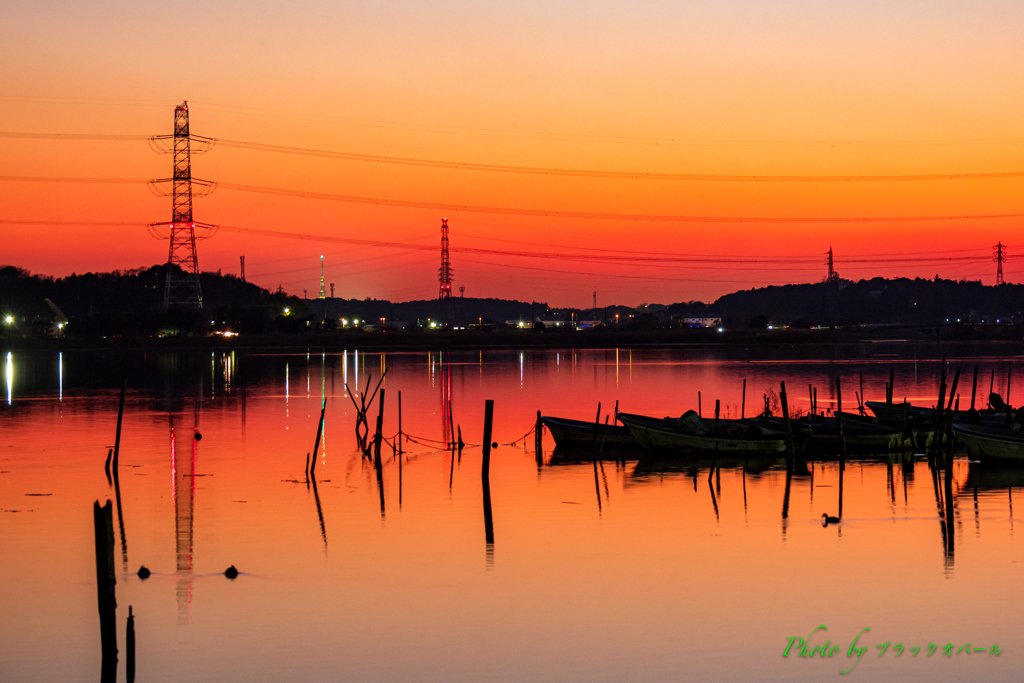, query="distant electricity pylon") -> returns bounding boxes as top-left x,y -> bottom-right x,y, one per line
824,246 -> 840,283
994,242 -> 1007,285
150,101 -> 216,310
459,285 -> 465,297
438,218 -> 453,299
318,255 -> 326,299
